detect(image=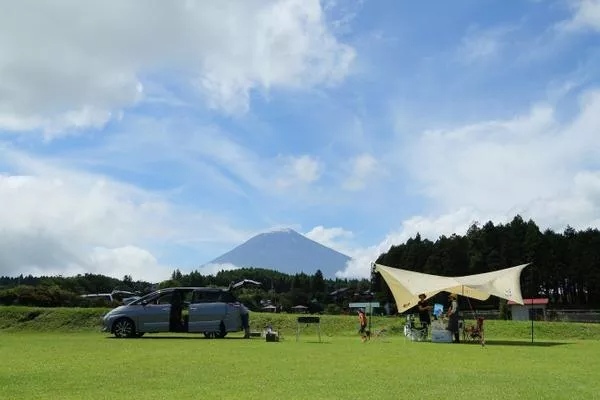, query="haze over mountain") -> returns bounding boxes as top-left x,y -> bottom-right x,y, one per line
207,229 -> 351,278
